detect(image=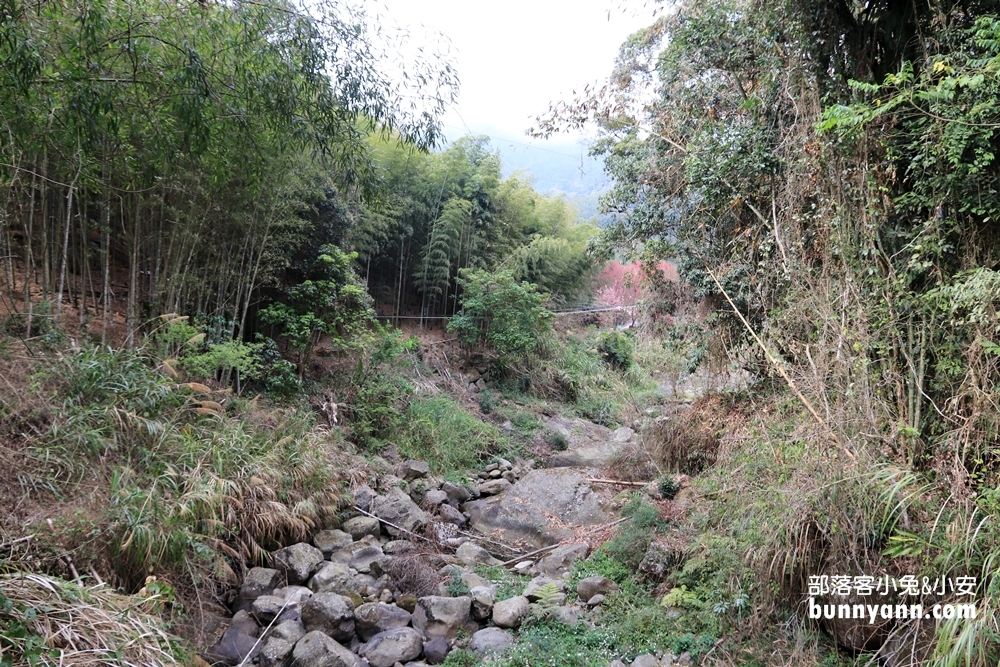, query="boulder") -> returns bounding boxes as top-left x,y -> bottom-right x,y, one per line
273,544 -> 325,585
348,543 -> 385,573
354,602 -> 413,641
491,596 -> 529,629
631,656 -> 659,667
542,416 -> 628,468
465,469 -> 609,548
455,541 -> 499,566
359,627 -> 424,667
240,567 -> 283,603
252,595 -> 299,625
424,489 -> 449,506
550,606 -> 579,626
399,460 -> 431,481
310,562 -> 352,595
259,638 -> 295,667
577,576 -> 619,602
342,516 -> 381,541
440,481 -> 471,504
206,610 -> 260,665
469,627 -> 513,655
291,631 -> 360,667
271,619 -> 307,644
354,485 -> 377,512
422,637 -> 450,665
411,596 -> 472,639
537,543 -> 589,577
371,488 -> 429,538
476,479 -> 512,496
586,594 -> 606,607
437,504 -> 468,526
468,586 -> 495,620
383,540 -> 416,555
314,530 -> 354,557
522,576 -> 564,601
300,593 -> 356,643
